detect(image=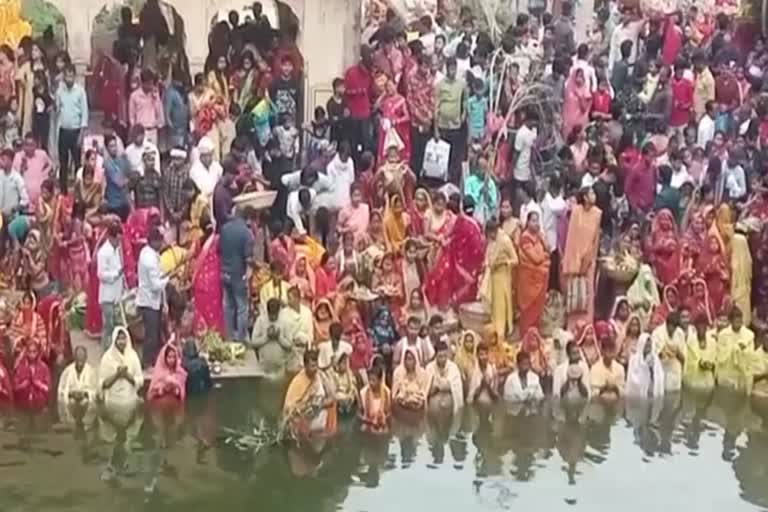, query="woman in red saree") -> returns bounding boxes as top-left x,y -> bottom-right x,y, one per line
424,208 -> 485,310
94,50 -> 128,131
147,343 -> 188,406
408,188 -> 432,237
661,14 -> 684,67
688,278 -> 715,326
192,232 -> 224,335
13,342 -> 51,411
647,209 -> 681,287
561,68 -> 592,139
682,211 -> 708,270
48,193 -> 73,285
10,291 -> 48,362
517,212 -> 551,333
347,317 -> 373,378
562,188 -> 602,330
699,234 -> 730,315
268,223 -> 296,279
376,77 -> 411,164
314,253 -> 338,300
37,294 -> 71,364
